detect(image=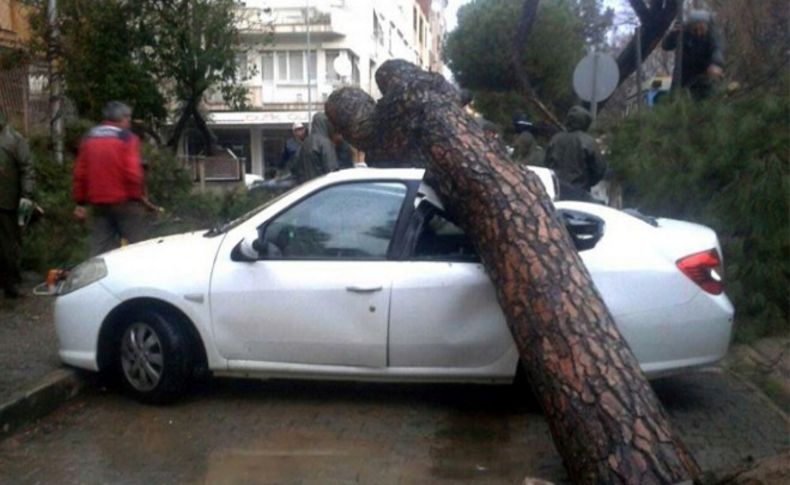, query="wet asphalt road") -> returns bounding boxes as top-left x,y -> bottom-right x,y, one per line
0,369 -> 787,484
